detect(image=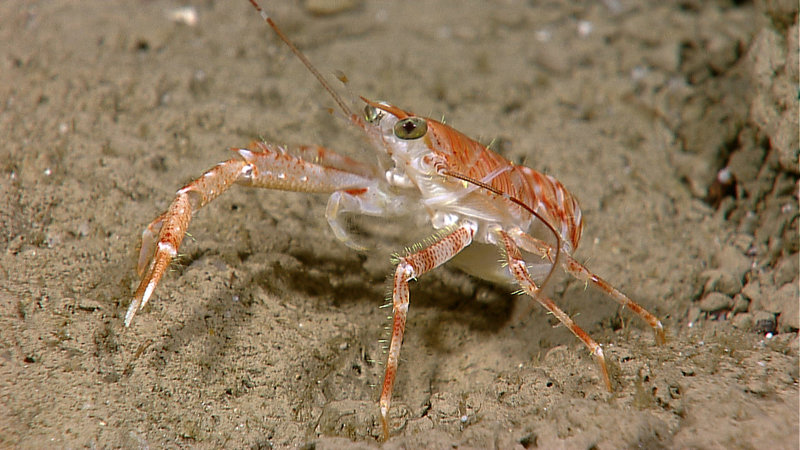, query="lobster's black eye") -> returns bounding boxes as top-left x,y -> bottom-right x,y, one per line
393,117 -> 427,140
364,105 -> 382,123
